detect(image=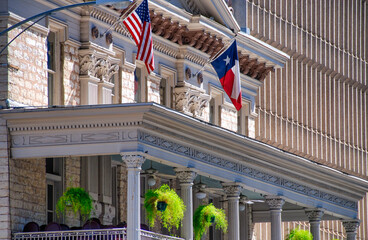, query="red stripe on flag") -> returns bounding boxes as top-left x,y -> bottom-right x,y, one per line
220,70 -> 242,110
